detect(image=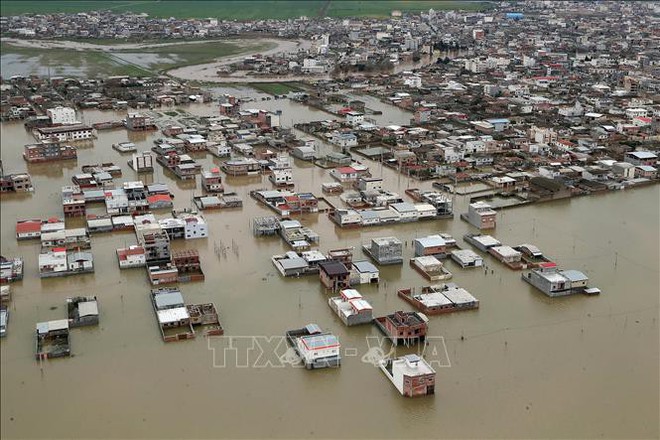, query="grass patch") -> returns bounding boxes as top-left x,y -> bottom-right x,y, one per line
2,1 -> 491,19
327,1 -> 489,17
1,39 -> 275,77
119,40 -> 274,71
1,42 -> 154,77
247,82 -> 303,95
